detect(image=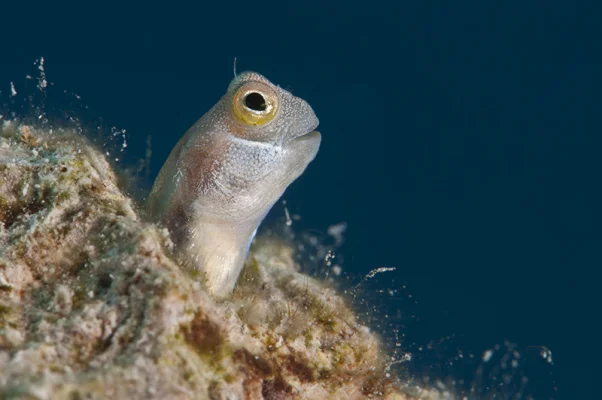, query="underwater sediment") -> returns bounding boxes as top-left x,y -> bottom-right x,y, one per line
0,121 -> 452,399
